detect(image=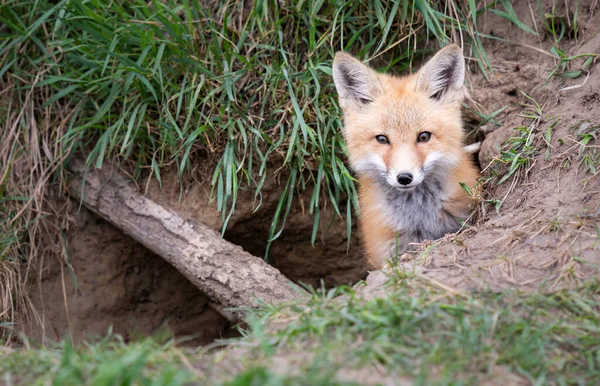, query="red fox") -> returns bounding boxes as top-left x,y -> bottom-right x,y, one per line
332,45 -> 480,269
